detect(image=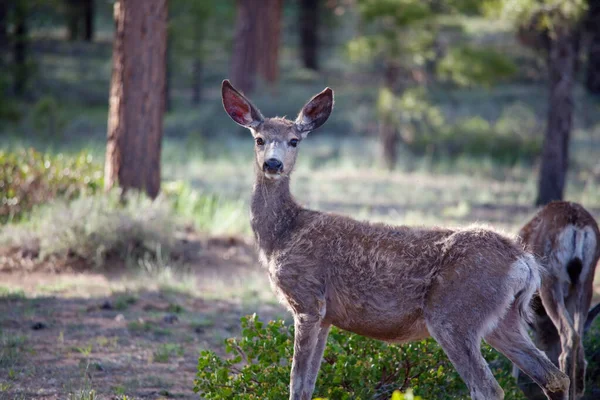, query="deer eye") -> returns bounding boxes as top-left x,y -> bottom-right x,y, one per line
255,137 -> 265,146
289,139 -> 299,147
